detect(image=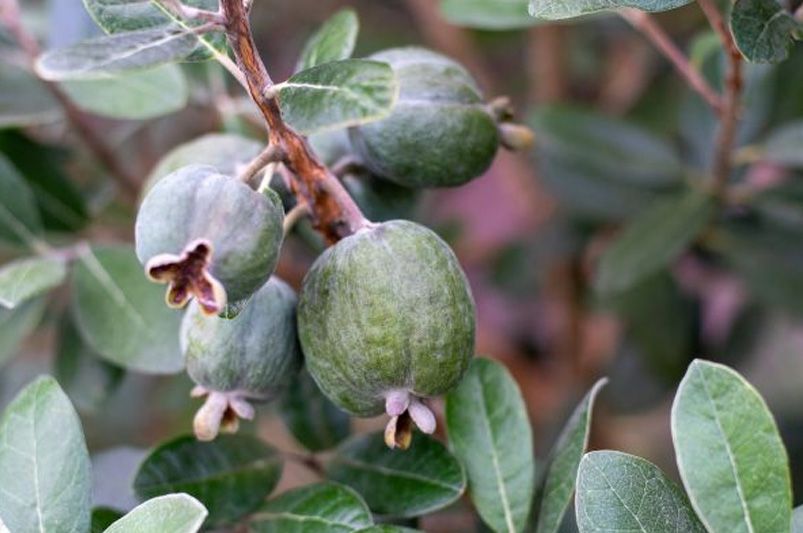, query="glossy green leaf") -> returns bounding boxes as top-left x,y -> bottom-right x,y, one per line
671,359 -> 792,533
762,120 -> 803,167
793,506 -> 803,532
0,297 -> 47,367
0,256 -> 67,309
327,432 -> 466,517
297,9 -> 359,71
249,482 -> 373,532
278,59 -> 398,135
70,245 -> 184,374
445,358 -> 534,533
356,527 -> 422,533
595,189 -> 715,294
280,369 -> 350,452
731,0 -> 798,63
92,507 -> 124,533
575,451 -> 705,532
134,434 -> 282,527
104,494 -> 208,533
533,378 -> 607,533
440,0 -> 540,29
530,0 -> 692,19
60,64 -> 188,120
0,153 -> 44,249
0,376 -> 92,533
0,61 -> 61,128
